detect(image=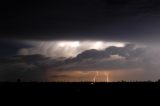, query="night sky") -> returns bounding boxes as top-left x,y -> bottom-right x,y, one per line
1,0 -> 160,82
